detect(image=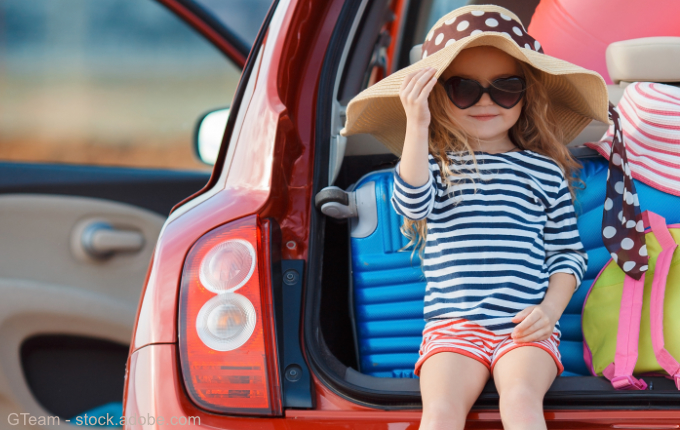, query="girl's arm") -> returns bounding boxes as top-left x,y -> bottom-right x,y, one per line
397,67 -> 438,187
540,273 -> 576,325
542,176 -> 588,289
390,67 -> 440,221
511,171 -> 587,342
511,273 -> 575,343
